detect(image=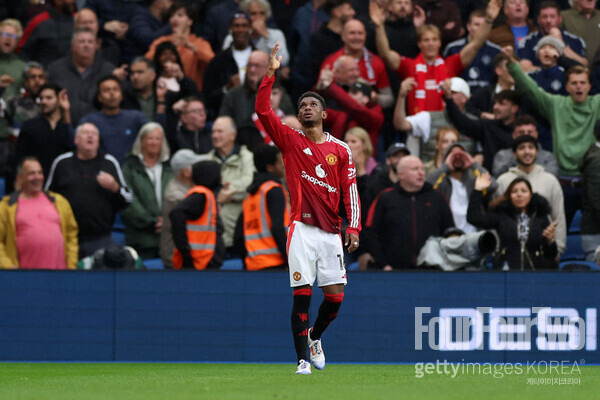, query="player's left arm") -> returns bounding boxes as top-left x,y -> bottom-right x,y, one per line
340,148 -> 361,253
